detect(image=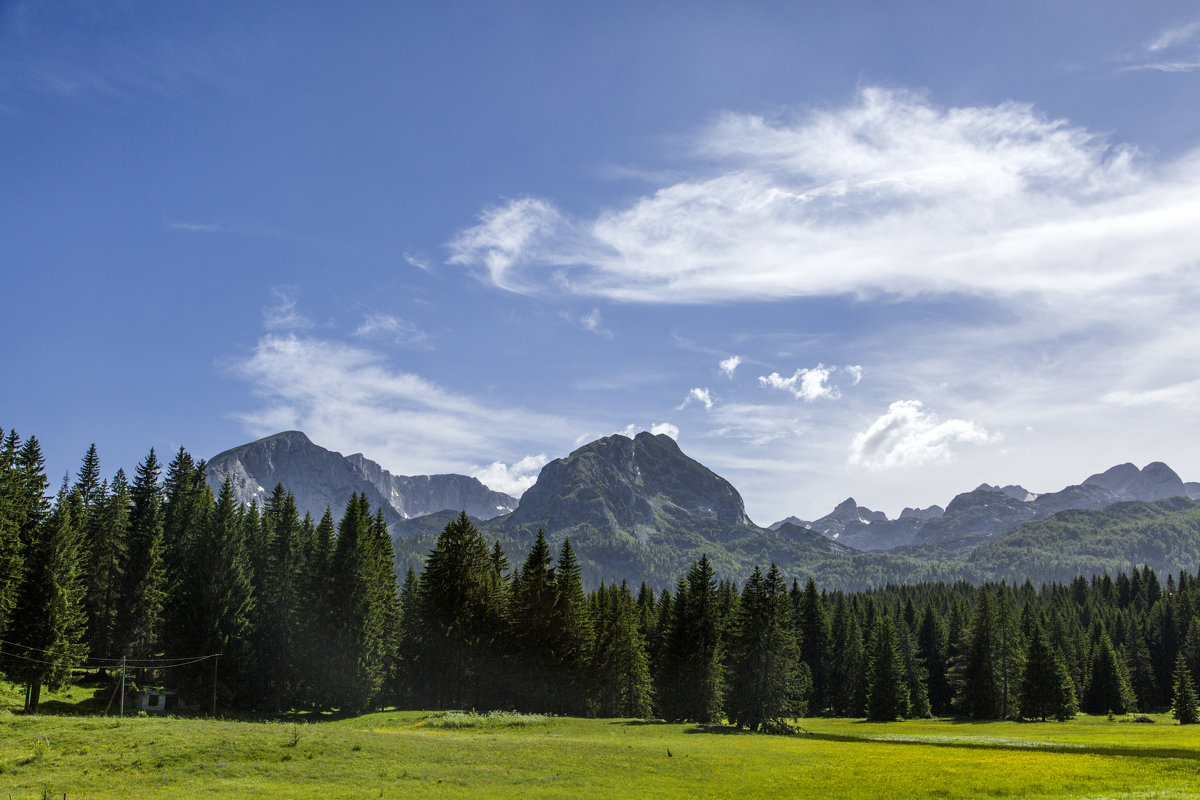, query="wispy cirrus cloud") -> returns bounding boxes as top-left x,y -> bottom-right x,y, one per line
229,333 -> 572,480
448,88 -> 1200,305
678,387 -> 714,411
1122,19 -> 1200,72
263,288 -> 313,331
353,313 -> 430,348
